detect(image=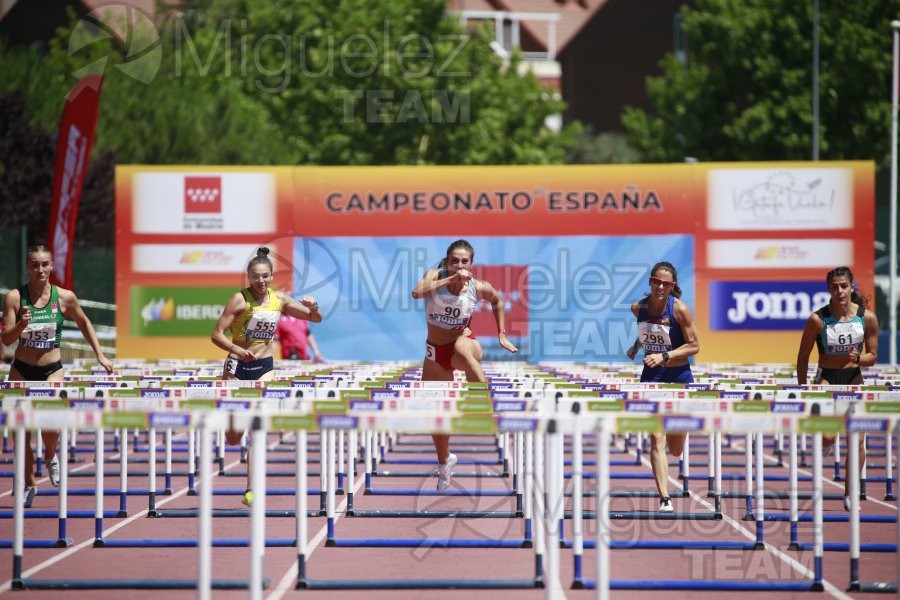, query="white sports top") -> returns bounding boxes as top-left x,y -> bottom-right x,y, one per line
424,273 -> 478,330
